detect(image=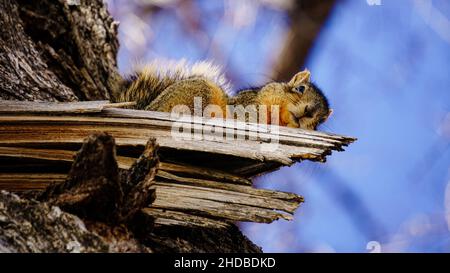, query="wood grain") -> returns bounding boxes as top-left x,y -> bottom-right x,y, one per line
0,100 -> 356,228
